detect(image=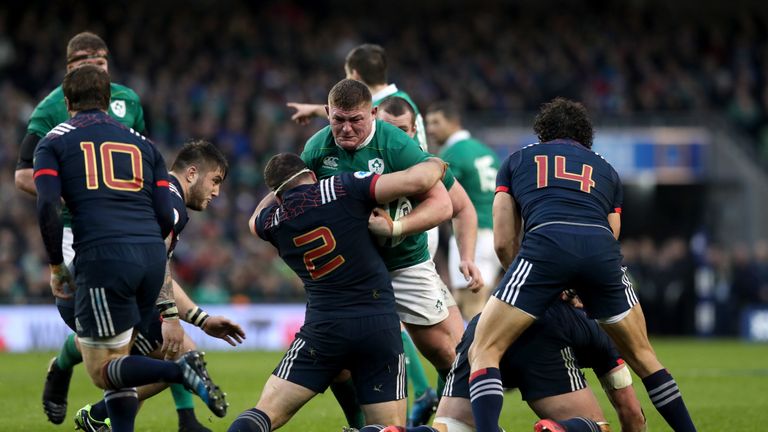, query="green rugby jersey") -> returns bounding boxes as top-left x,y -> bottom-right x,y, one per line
372,84 -> 427,152
301,119 -> 455,271
27,82 -> 145,226
439,131 -> 499,229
